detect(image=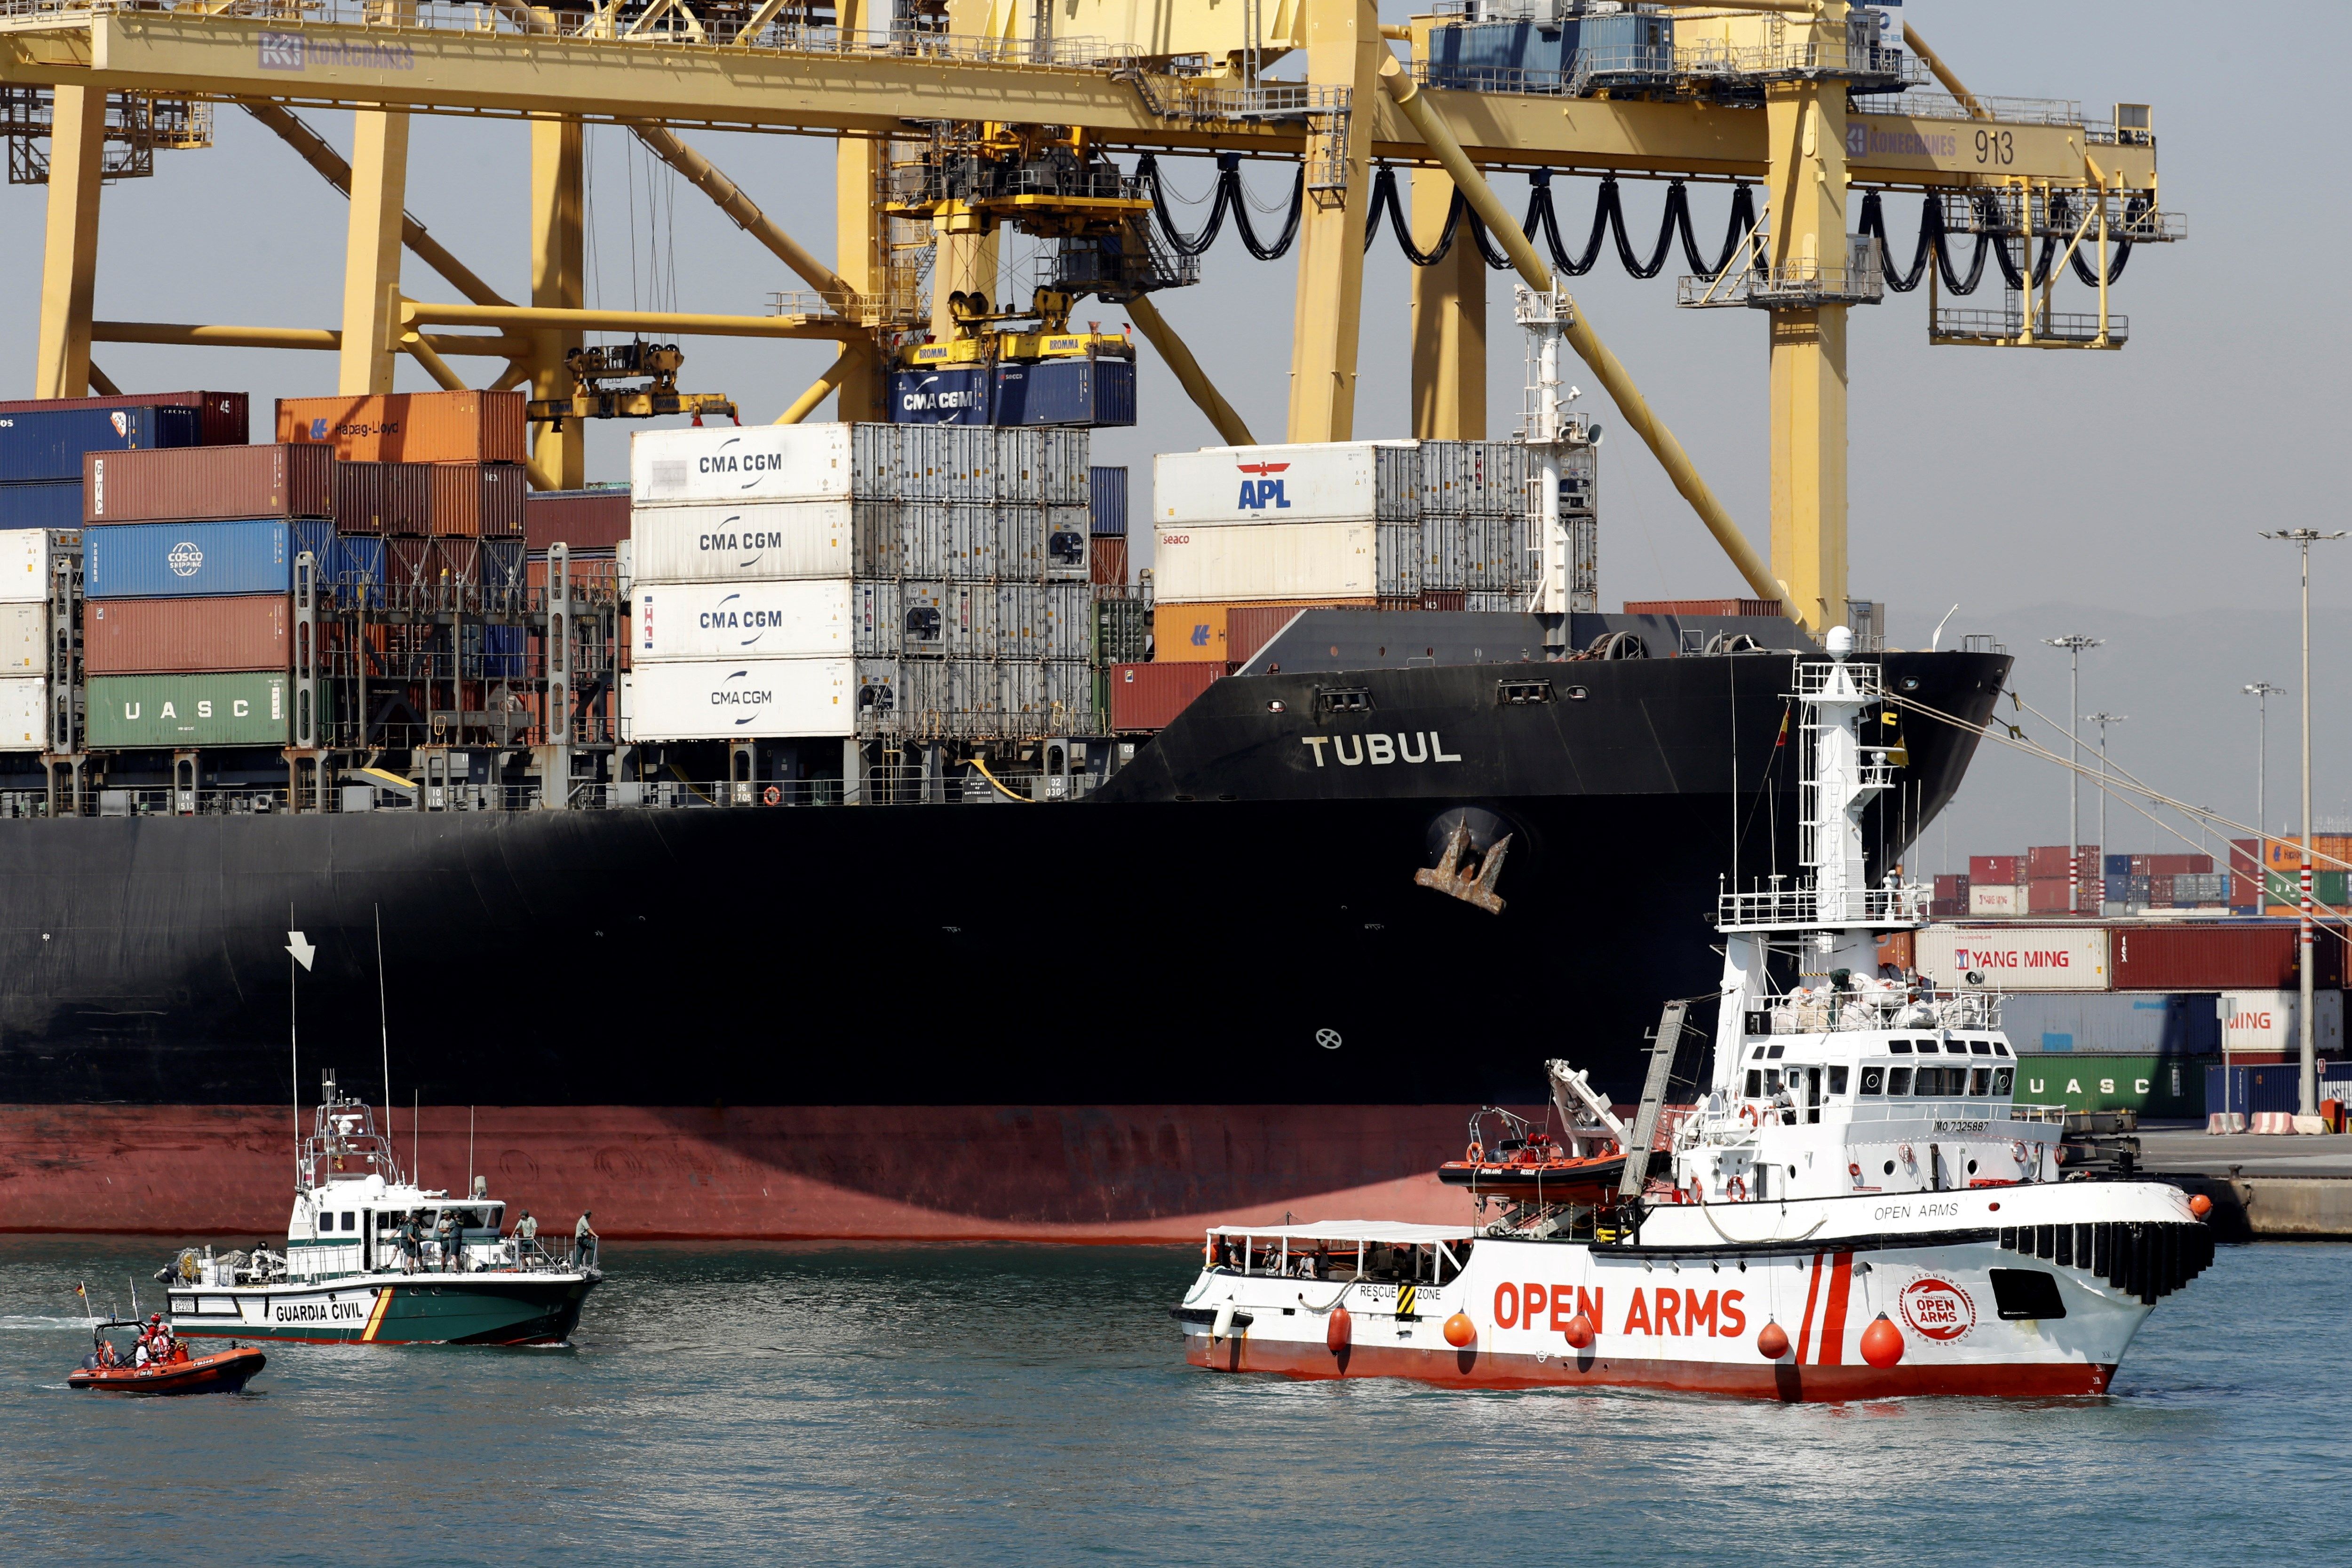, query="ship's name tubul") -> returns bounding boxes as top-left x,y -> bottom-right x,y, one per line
1300,734 -> 1462,767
